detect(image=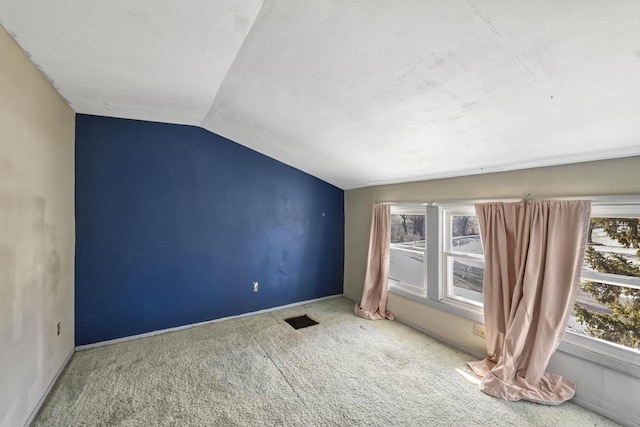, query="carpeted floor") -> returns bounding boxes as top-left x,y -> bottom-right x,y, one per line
33,297 -> 617,426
